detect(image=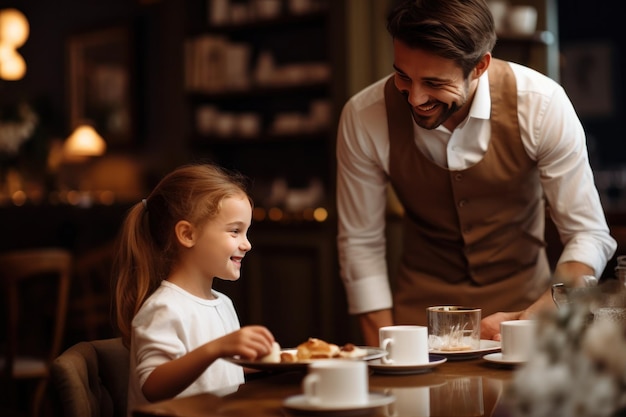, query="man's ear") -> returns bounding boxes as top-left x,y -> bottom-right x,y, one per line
473,52 -> 491,80
175,220 -> 196,248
